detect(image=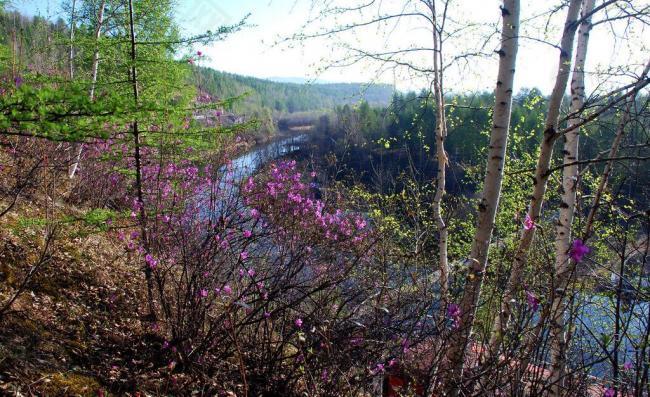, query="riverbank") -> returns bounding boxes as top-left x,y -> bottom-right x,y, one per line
228,124 -> 313,162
